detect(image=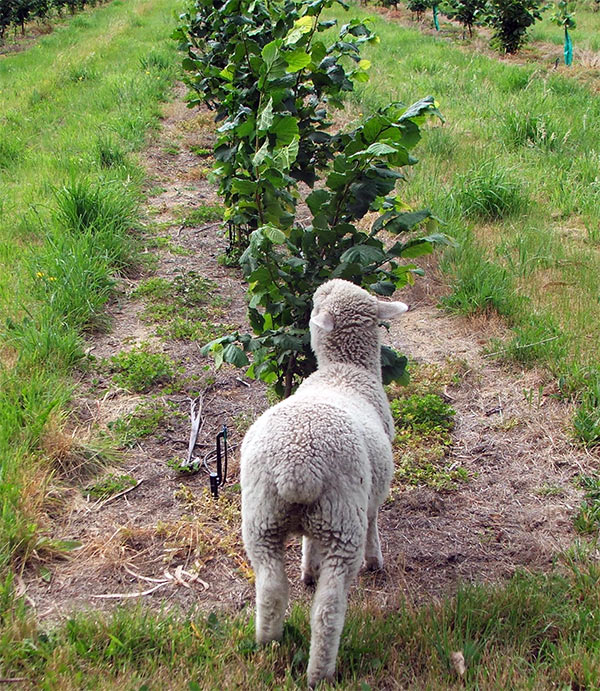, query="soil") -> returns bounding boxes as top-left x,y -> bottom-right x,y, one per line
24,85 -> 599,623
